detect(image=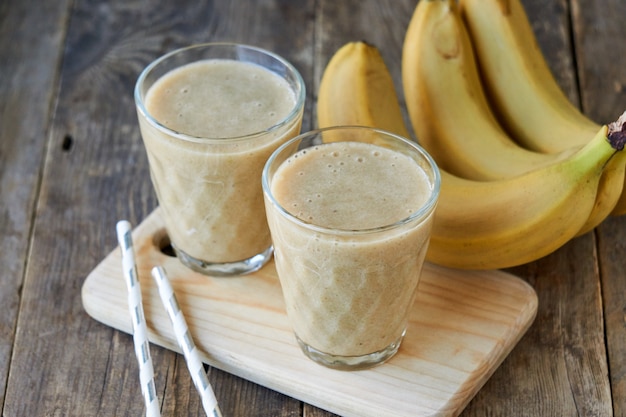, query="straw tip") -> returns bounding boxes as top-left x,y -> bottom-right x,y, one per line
116,220 -> 132,236
151,265 -> 166,280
